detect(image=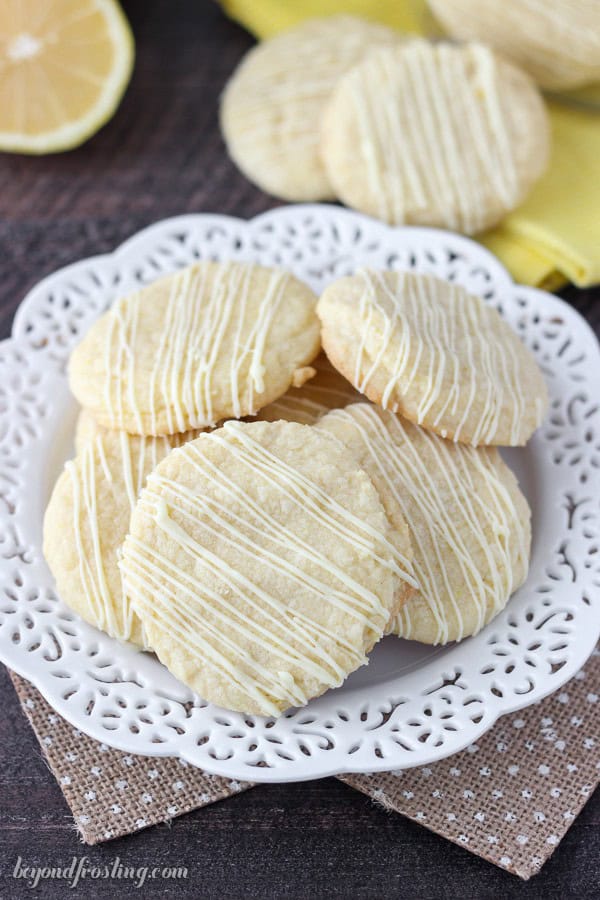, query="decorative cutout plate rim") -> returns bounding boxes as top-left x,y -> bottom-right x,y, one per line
1,205 -> 599,782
